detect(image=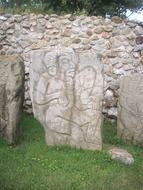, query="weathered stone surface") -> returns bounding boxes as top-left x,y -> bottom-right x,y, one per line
102,32 -> 112,39
136,36 -> 143,45
107,107 -> 117,118
117,74 -> 143,146
103,25 -> 113,32
94,26 -> 103,34
108,146 -> 134,165
134,44 -> 143,52
111,16 -> 122,24
0,55 -> 24,144
0,16 -> 7,21
134,26 -> 143,35
0,14 -> 143,118
30,48 -> 103,150
104,89 -> 116,107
